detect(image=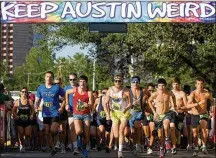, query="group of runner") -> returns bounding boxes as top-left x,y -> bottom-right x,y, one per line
1,71 -> 215,158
